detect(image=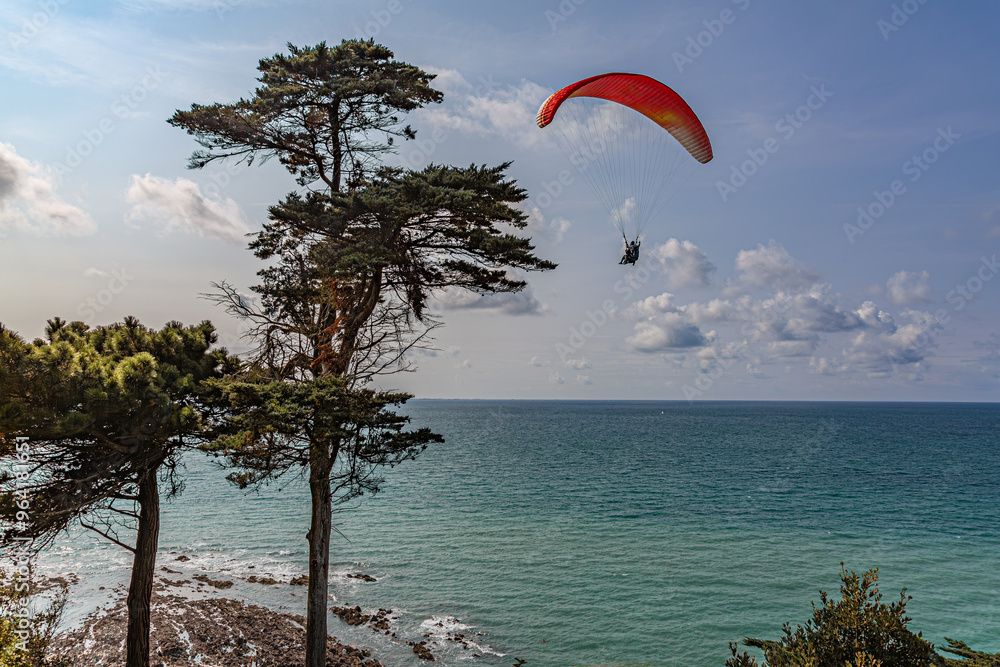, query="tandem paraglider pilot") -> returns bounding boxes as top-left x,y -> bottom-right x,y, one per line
620,238 -> 641,265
